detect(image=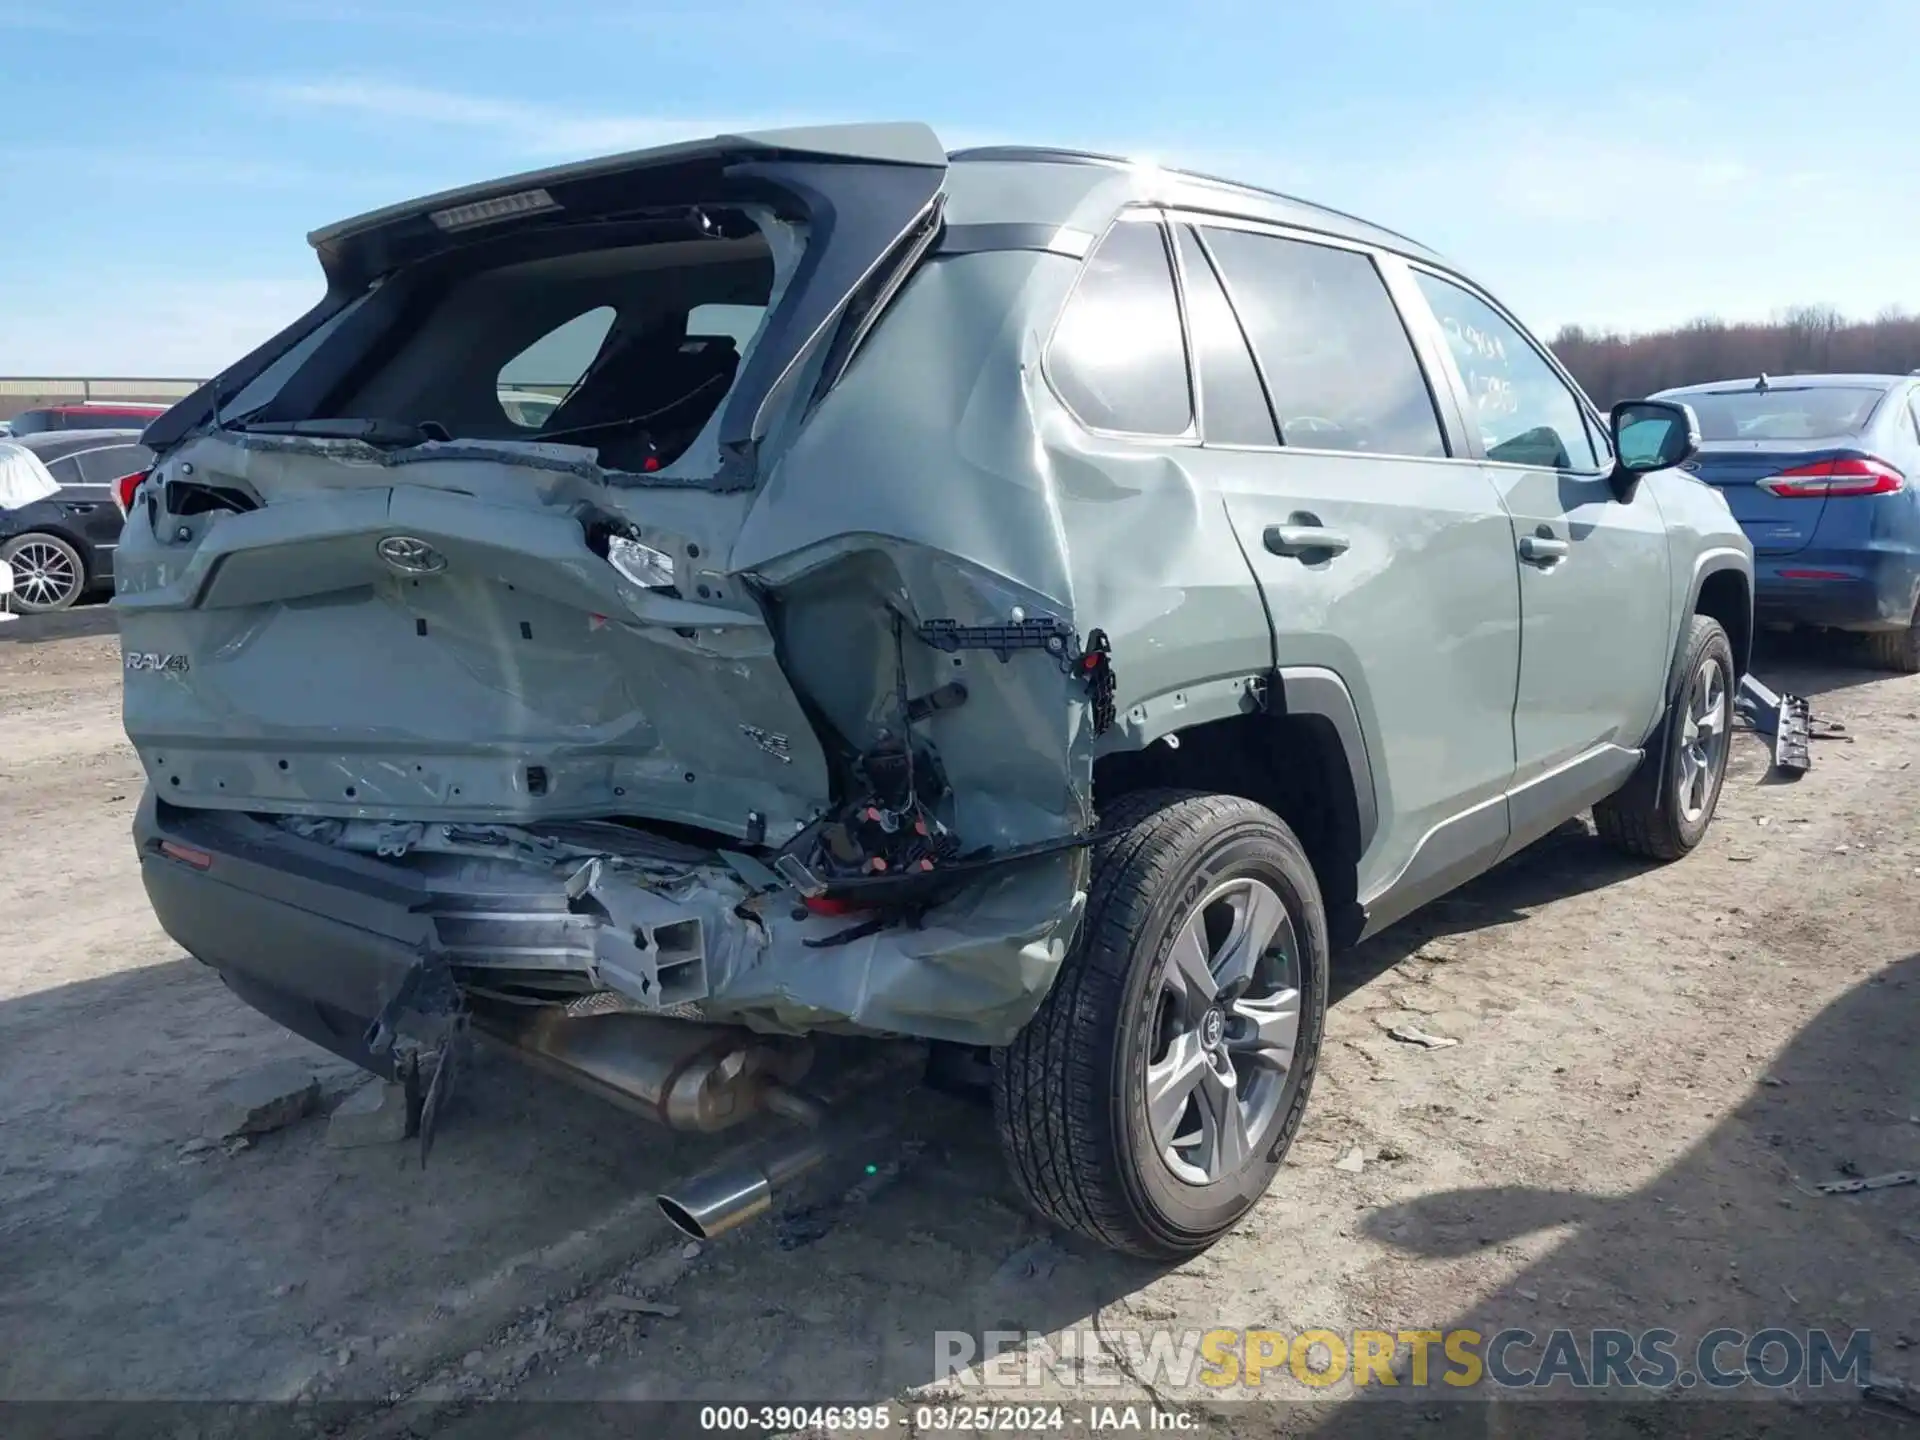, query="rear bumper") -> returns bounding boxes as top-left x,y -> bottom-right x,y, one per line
134,790 -> 1082,1058
1754,549 -> 1920,632
135,790 -> 440,1078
